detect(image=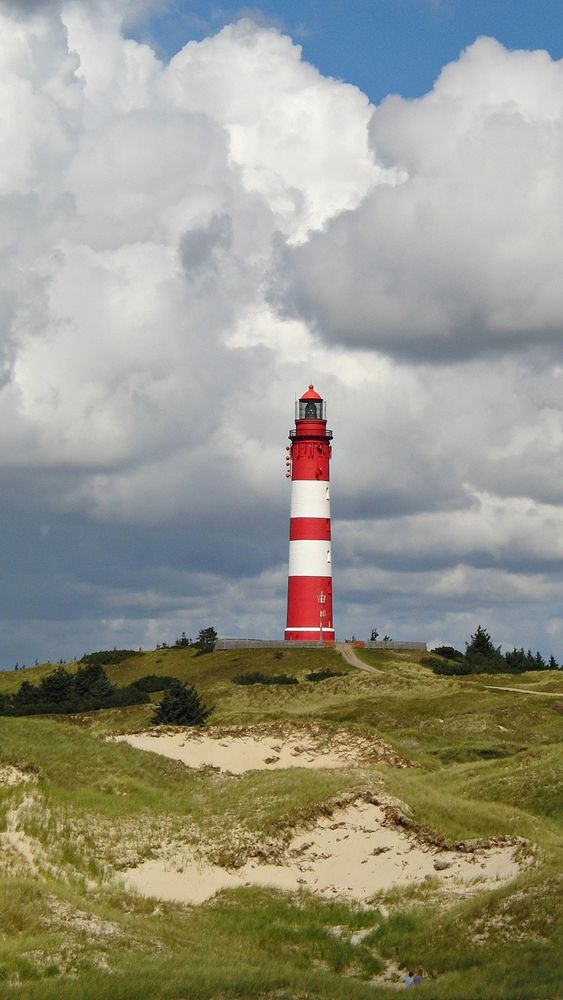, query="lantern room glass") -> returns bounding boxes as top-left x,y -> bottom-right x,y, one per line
296,398 -> 326,420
